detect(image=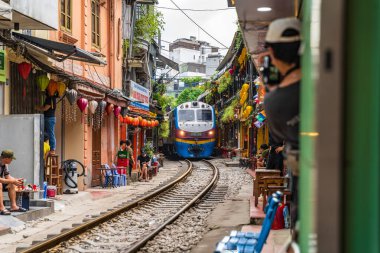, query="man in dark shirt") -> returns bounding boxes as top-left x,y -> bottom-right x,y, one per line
262,17 -> 301,232
36,92 -> 57,153
0,150 -> 25,215
137,152 -> 150,182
